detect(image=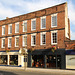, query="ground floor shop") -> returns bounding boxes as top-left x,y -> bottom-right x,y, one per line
28,49 -> 66,69
66,50 -> 75,69
0,50 -> 26,67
